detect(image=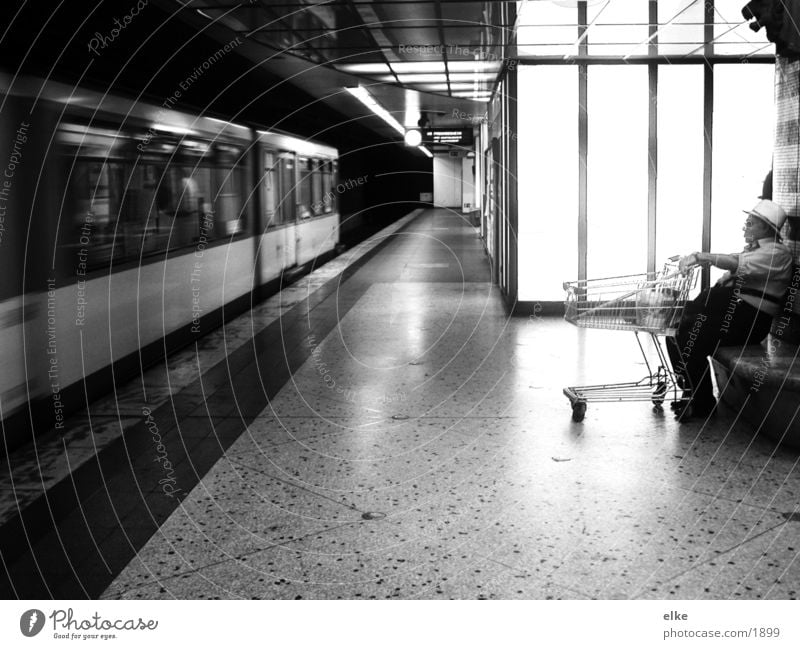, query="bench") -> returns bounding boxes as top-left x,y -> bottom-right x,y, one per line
710,315 -> 800,448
